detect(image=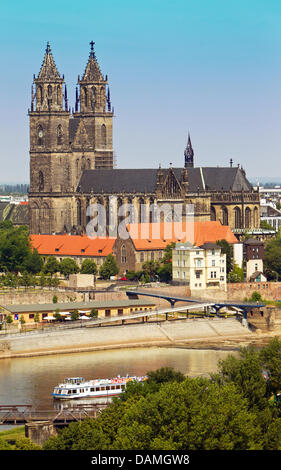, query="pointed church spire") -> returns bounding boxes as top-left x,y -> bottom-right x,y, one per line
33,42 -> 66,112
78,41 -> 109,113
184,132 -> 194,168
37,42 -> 62,81
80,41 -> 105,83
